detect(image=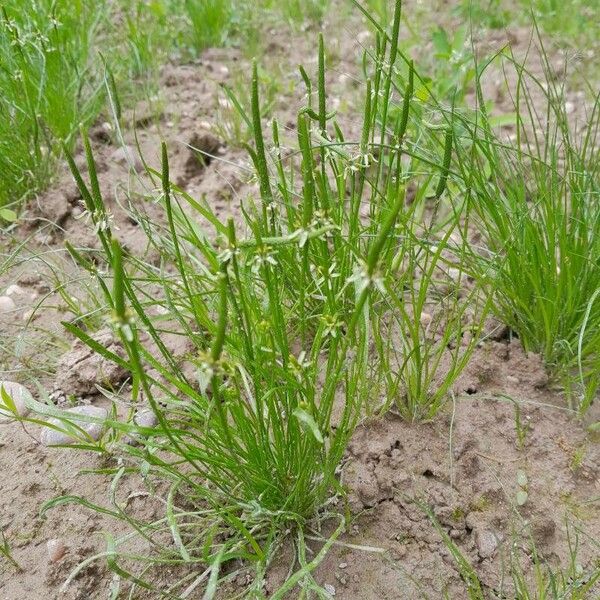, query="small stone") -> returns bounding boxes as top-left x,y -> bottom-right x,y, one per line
0,295 -> 16,314
110,145 -> 144,173
565,101 -> 575,114
420,312 -> 433,328
219,65 -> 230,76
134,408 -> 158,429
475,529 -> 499,559
338,562 -> 348,569
40,405 -> 107,446
5,284 -> 23,296
357,30 -> 370,44
47,538 -> 67,563
506,375 -> 520,385
0,381 -> 33,422
323,583 -> 336,596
